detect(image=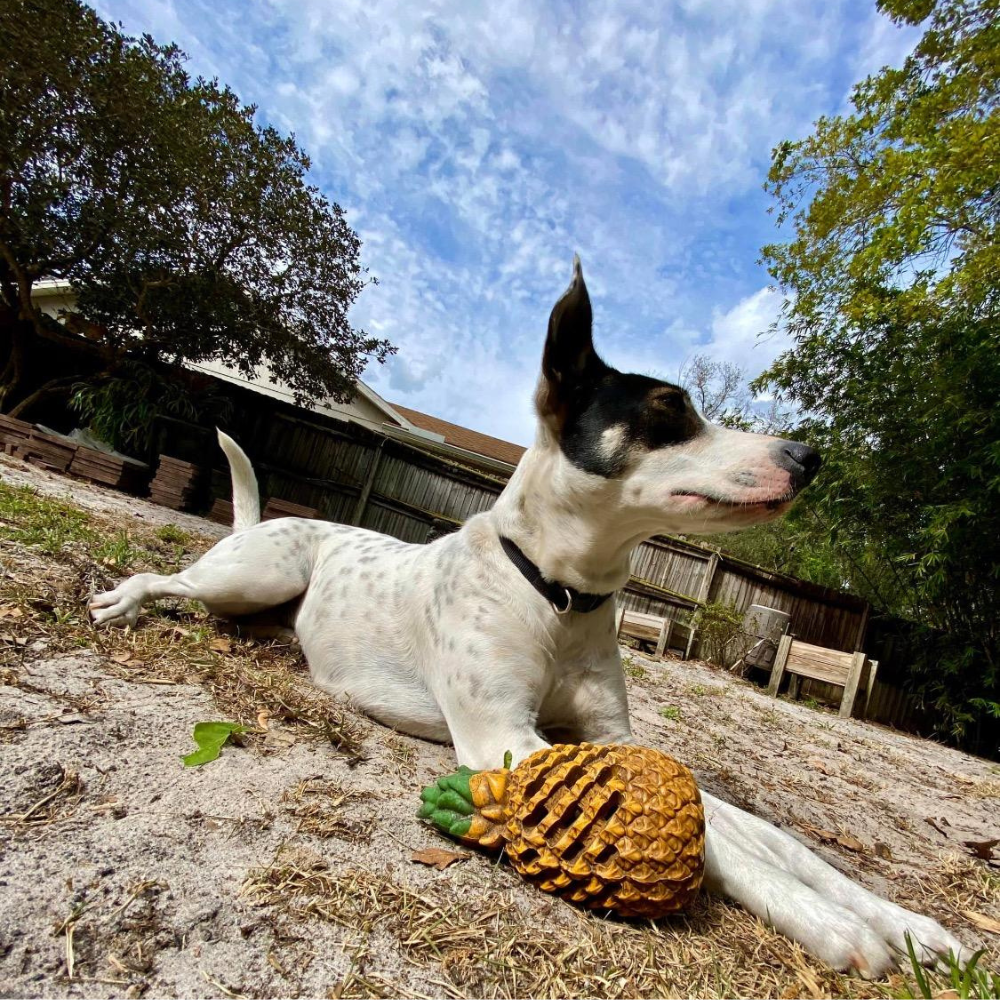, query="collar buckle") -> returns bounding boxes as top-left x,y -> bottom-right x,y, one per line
551,588 -> 573,615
